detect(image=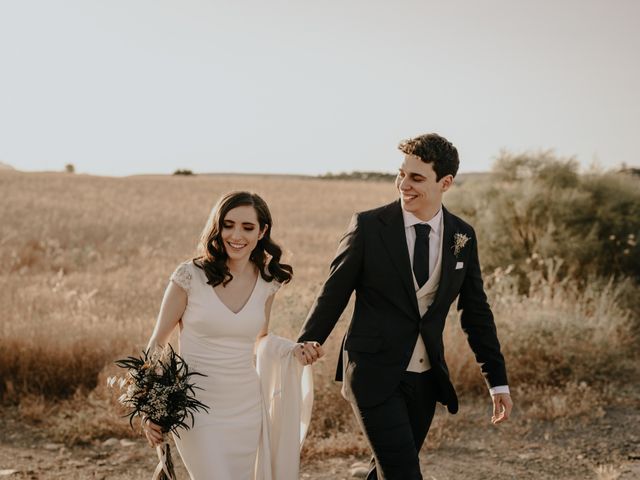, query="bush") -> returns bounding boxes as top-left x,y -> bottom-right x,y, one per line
173,169 -> 194,176
447,151 -> 640,286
